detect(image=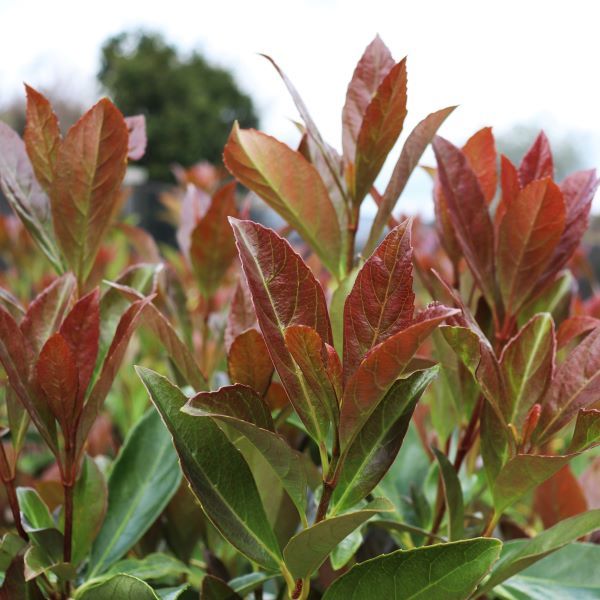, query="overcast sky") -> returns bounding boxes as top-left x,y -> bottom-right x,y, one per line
1,0 -> 599,218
